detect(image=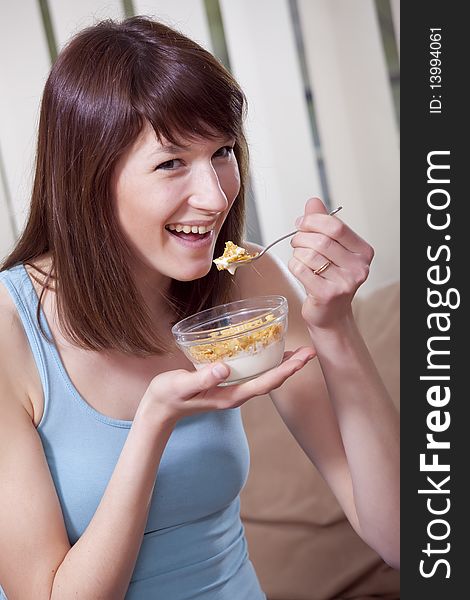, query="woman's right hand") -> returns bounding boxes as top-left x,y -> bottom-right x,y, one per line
138,346 -> 316,427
